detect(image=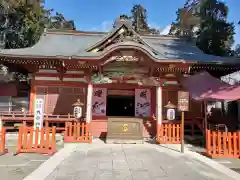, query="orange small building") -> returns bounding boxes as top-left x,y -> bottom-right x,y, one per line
1,19 -> 240,138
